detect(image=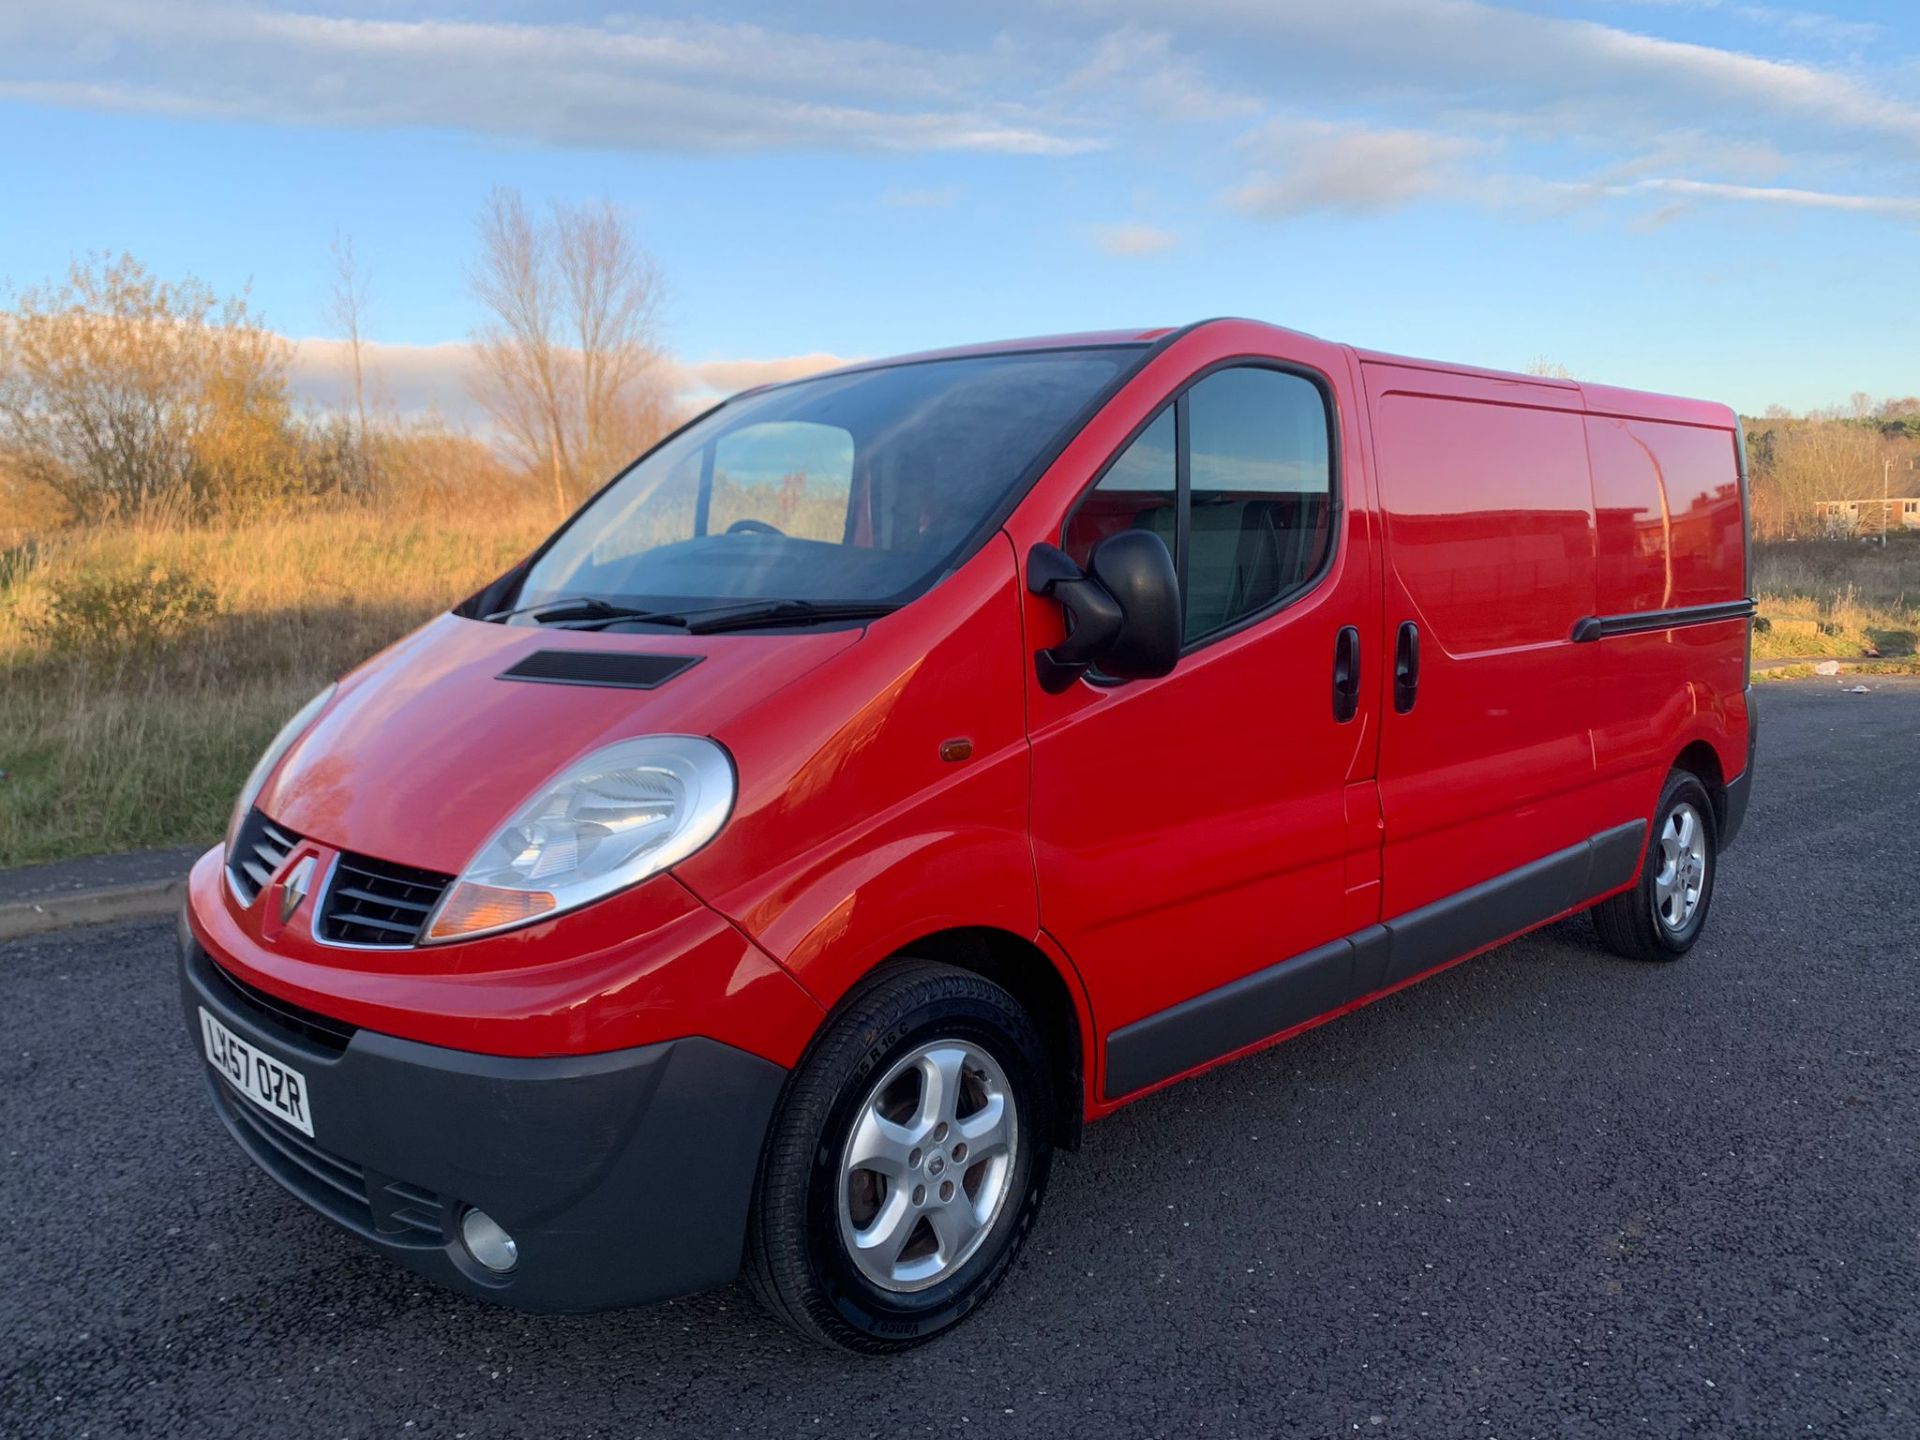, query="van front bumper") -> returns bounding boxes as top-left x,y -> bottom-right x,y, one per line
179,927 -> 786,1312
